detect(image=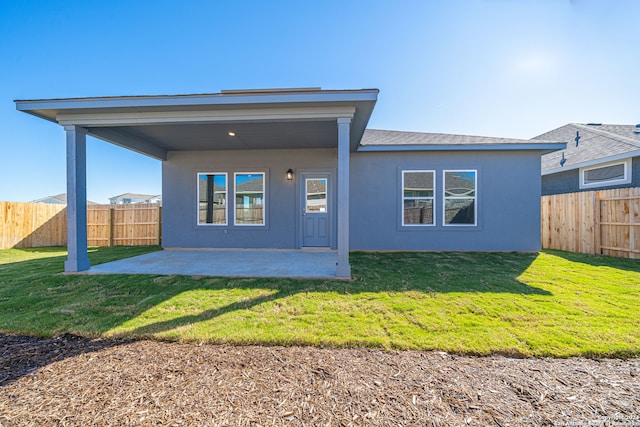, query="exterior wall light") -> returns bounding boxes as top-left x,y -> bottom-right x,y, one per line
286,169 -> 294,181
228,131 -> 236,137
